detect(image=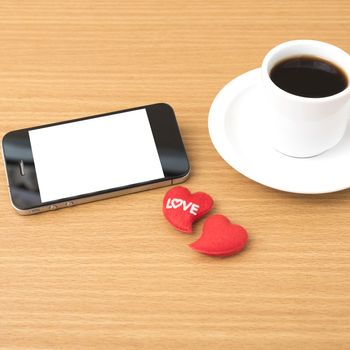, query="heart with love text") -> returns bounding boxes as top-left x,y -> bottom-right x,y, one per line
163,186 -> 214,233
